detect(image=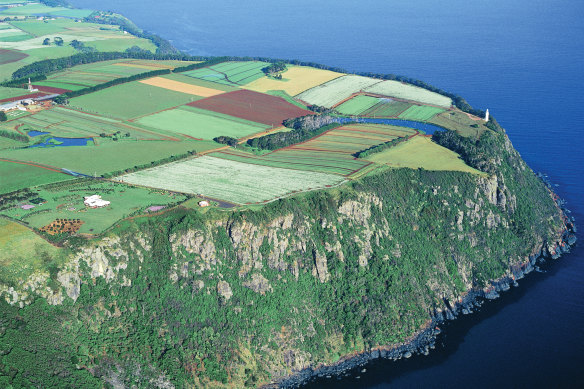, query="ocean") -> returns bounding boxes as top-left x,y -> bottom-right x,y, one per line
70,1 -> 584,386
